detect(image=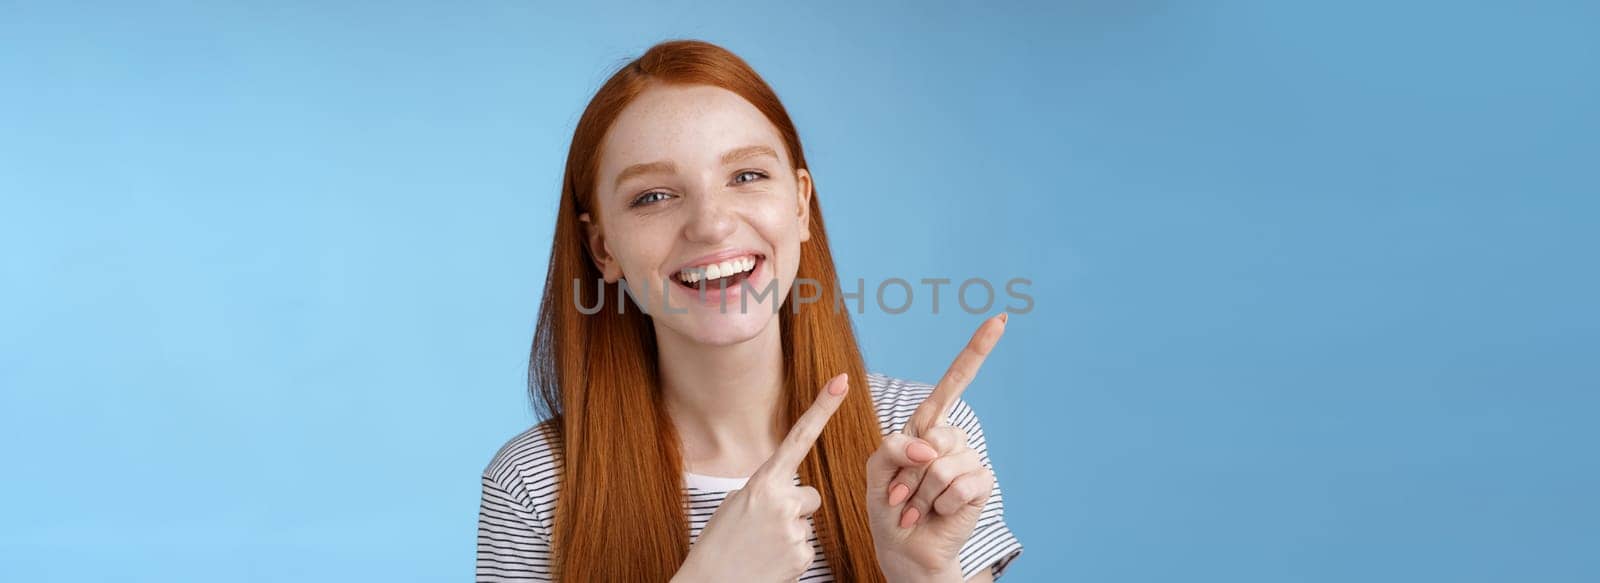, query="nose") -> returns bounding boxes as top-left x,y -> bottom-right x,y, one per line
683,189 -> 735,244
